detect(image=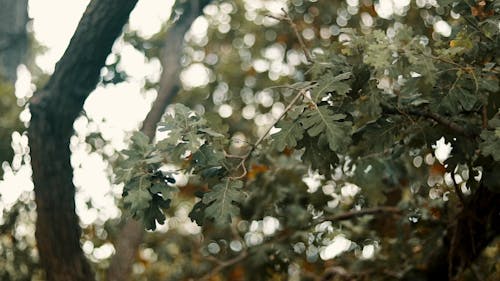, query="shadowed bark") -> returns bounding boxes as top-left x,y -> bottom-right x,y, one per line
28,1 -> 138,280
106,1 -> 212,280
